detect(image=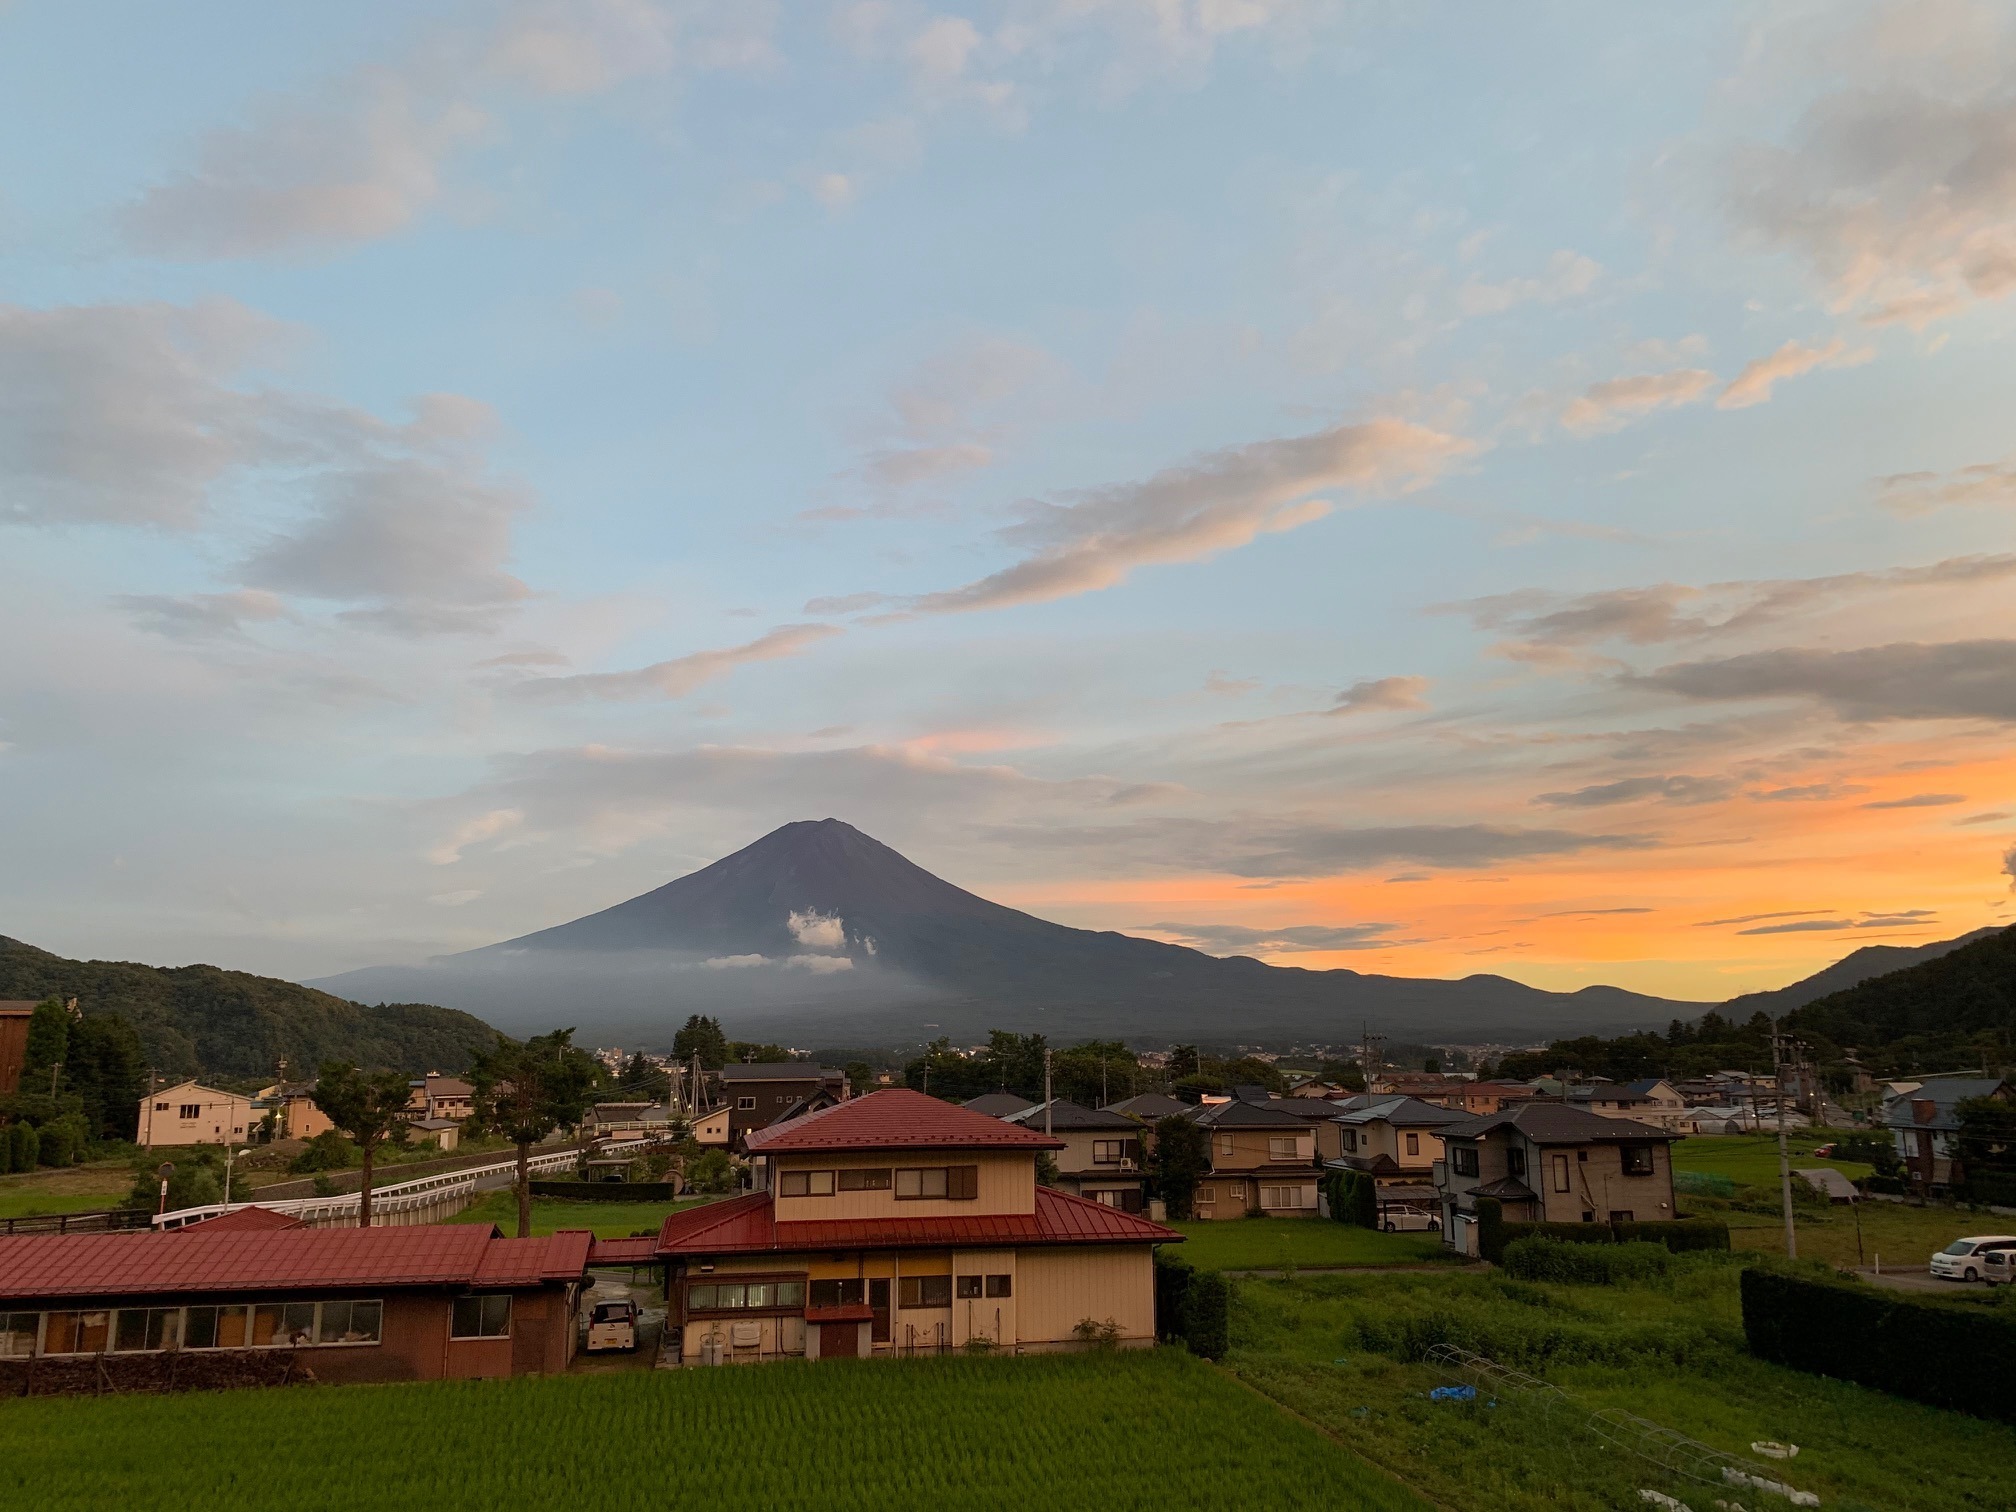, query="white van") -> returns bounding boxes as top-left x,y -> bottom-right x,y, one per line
585,1298 -> 639,1352
1983,1249 -> 2013,1287
1929,1235 -> 2016,1282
